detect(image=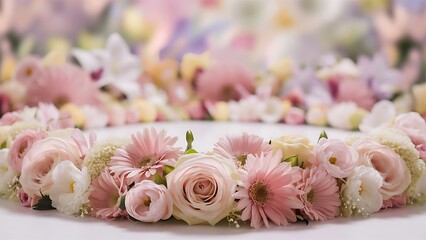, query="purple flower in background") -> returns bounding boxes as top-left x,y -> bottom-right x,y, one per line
282,66 -> 332,108
394,0 -> 426,13
358,54 -> 402,100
